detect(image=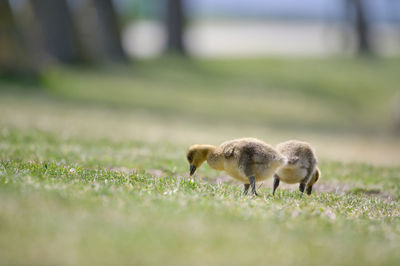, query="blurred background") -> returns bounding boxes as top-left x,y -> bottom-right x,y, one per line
1,0 -> 400,165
